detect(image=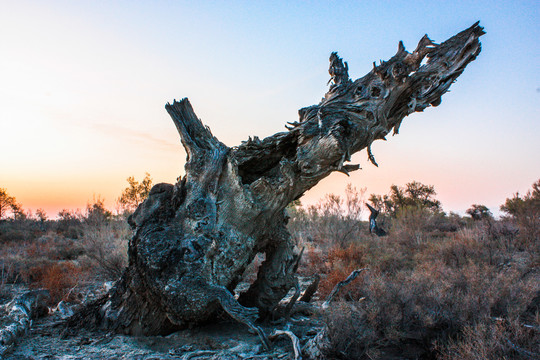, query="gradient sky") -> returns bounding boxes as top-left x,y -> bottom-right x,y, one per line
1,0 -> 539,218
